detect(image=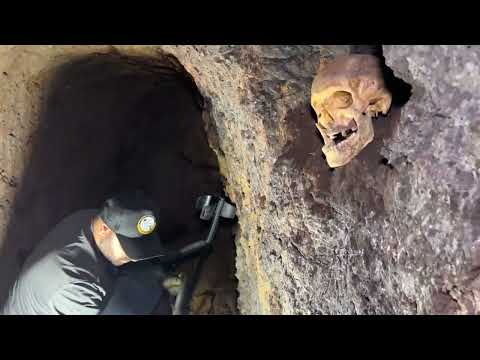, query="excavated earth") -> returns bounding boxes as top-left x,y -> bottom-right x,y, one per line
0,45 -> 479,314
